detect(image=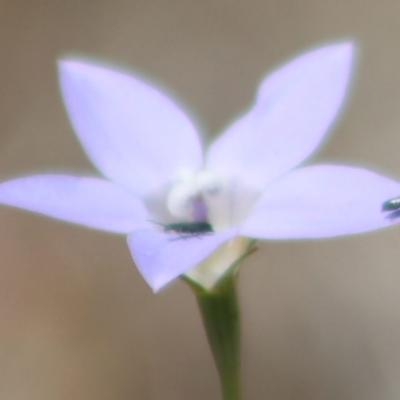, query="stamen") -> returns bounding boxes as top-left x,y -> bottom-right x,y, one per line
167,182 -> 199,219
167,170 -> 227,223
